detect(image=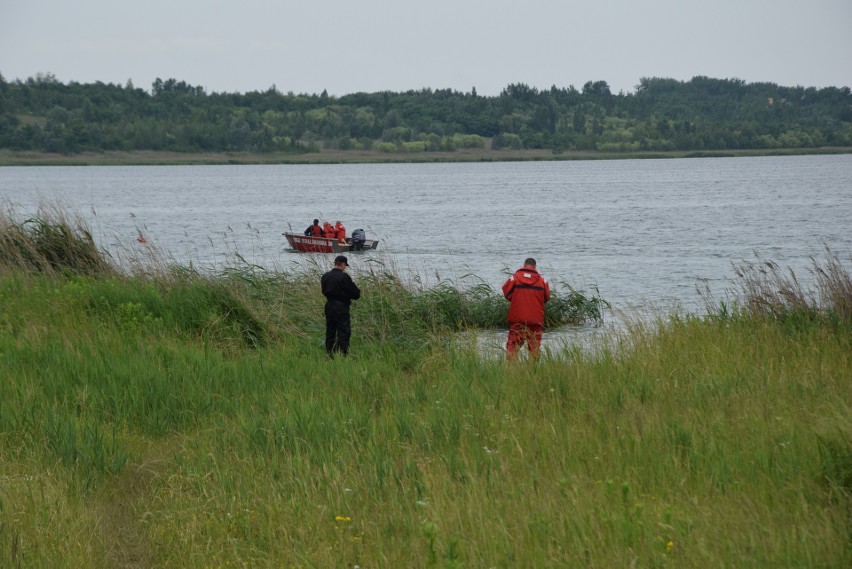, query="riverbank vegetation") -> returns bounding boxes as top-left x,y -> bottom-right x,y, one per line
1,73 -> 851,162
1,208 -> 850,567
3,146 -> 851,167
